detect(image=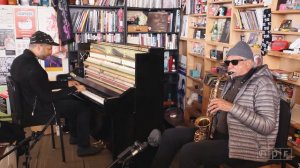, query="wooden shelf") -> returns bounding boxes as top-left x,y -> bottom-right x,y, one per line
190,13 -> 207,17
291,121 -> 300,130
206,41 -> 231,47
208,16 -> 231,19
234,4 -> 265,8
189,26 -> 206,29
209,0 -> 232,4
187,75 -> 203,83
205,57 -> 223,63
180,37 -> 188,41
69,5 -> 124,9
267,51 -> 300,61
186,86 -> 203,96
127,7 -> 180,11
276,78 -> 300,87
189,52 -> 204,58
189,38 -> 205,43
204,70 -> 222,77
233,29 -> 263,33
127,32 -> 178,34
272,10 -> 300,14
271,31 -> 300,36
